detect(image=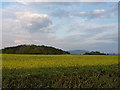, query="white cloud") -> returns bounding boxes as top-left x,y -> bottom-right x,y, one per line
14,39 -> 42,44
79,9 -> 105,15
92,9 -> 105,14
78,9 -> 106,19
15,12 -> 52,32
14,40 -> 26,43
